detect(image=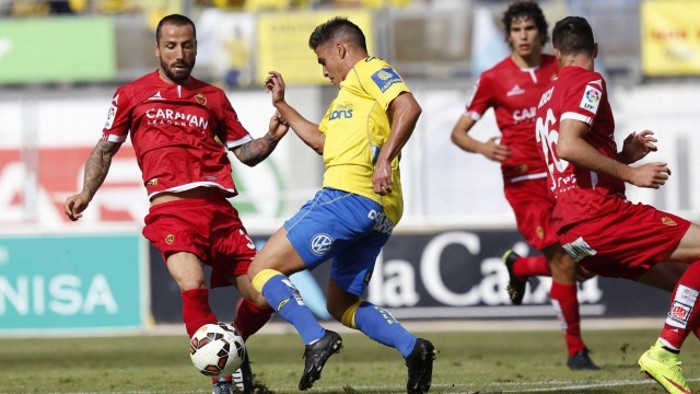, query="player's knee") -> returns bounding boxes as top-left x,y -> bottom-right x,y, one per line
575,265 -> 596,282
326,302 -> 345,323
177,280 -> 207,292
